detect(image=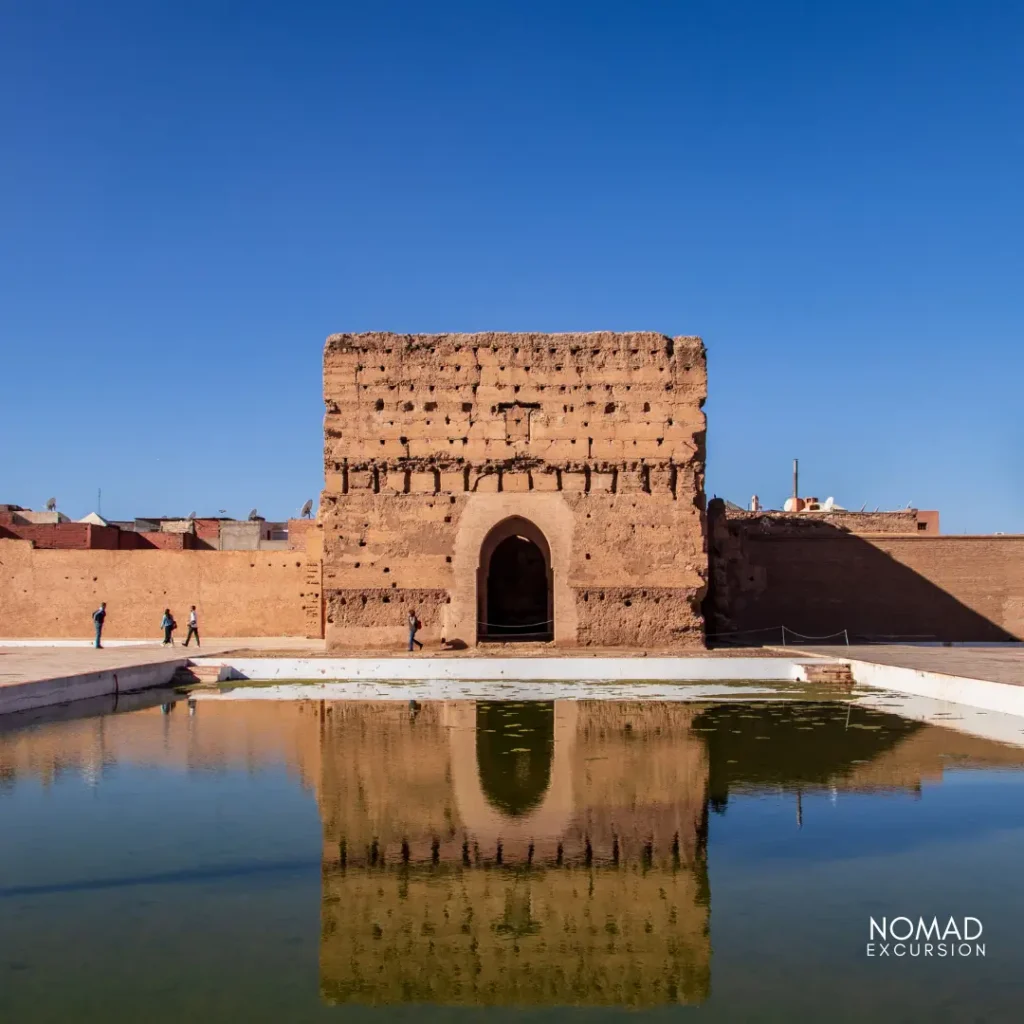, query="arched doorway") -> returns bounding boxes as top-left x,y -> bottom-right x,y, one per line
477,517 -> 553,642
